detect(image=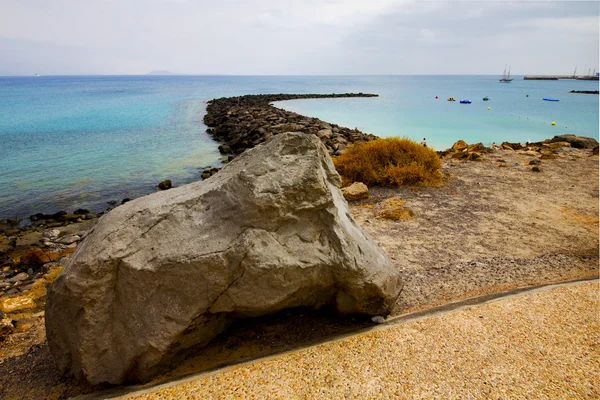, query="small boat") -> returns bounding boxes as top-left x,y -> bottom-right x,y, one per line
447,97 -> 456,101
483,96 -> 490,101
543,98 -> 559,101
460,100 -> 472,104
499,65 -> 514,82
